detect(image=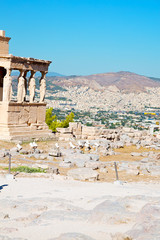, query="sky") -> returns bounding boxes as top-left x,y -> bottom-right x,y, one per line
0,0 -> 160,77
